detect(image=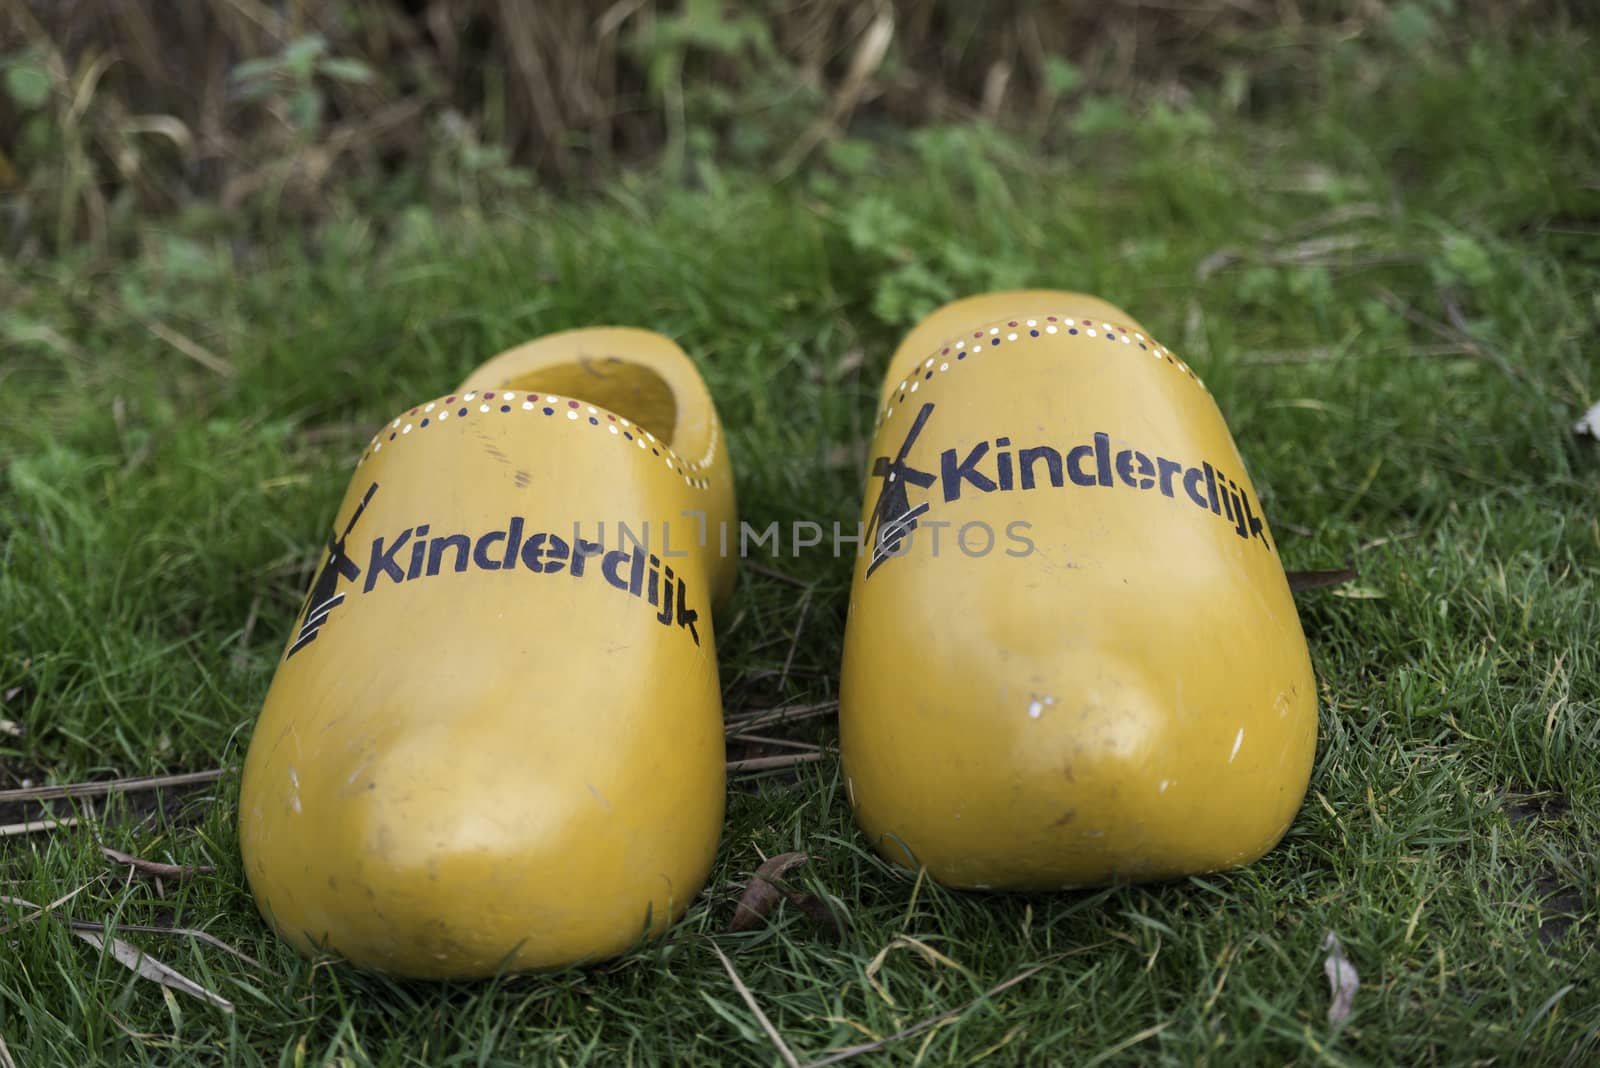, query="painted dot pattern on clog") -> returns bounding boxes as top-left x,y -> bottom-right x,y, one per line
357,390 -> 714,490
876,315 -> 1207,431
